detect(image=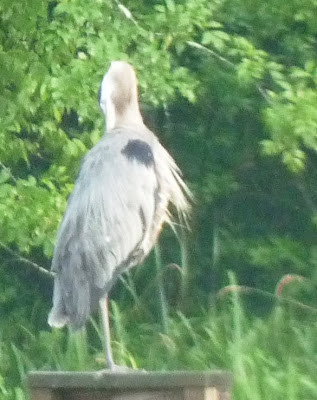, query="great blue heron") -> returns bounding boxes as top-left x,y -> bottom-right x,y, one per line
48,61 -> 191,370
